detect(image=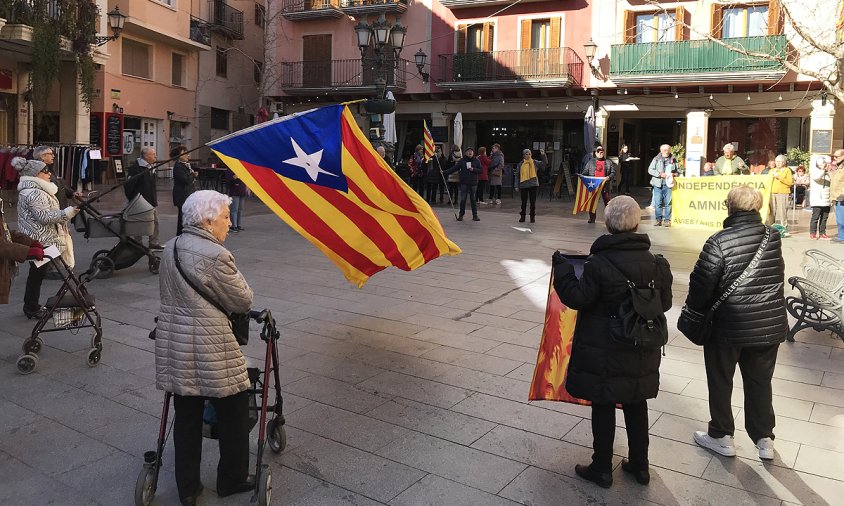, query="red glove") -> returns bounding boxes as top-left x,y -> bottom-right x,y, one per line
30,240 -> 43,249
27,247 -> 44,261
